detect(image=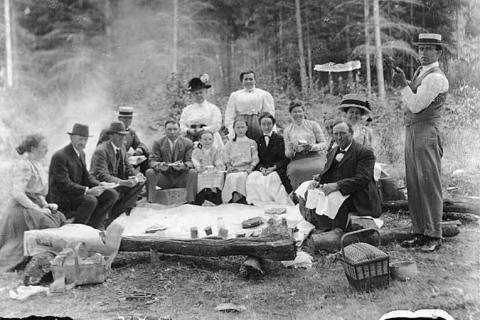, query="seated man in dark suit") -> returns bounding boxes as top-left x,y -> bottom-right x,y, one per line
299,119 -> 381,244
90,122 -> 145,225
48,123 -> 119,230
97,106 -> 149,173
145,120 -> 195,203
